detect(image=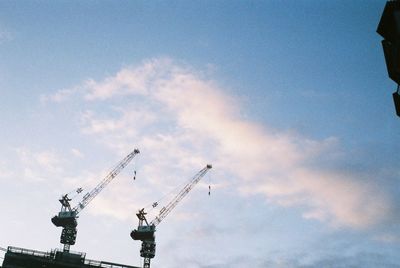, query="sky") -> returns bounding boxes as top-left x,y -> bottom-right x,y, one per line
1,1 -> 400,267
